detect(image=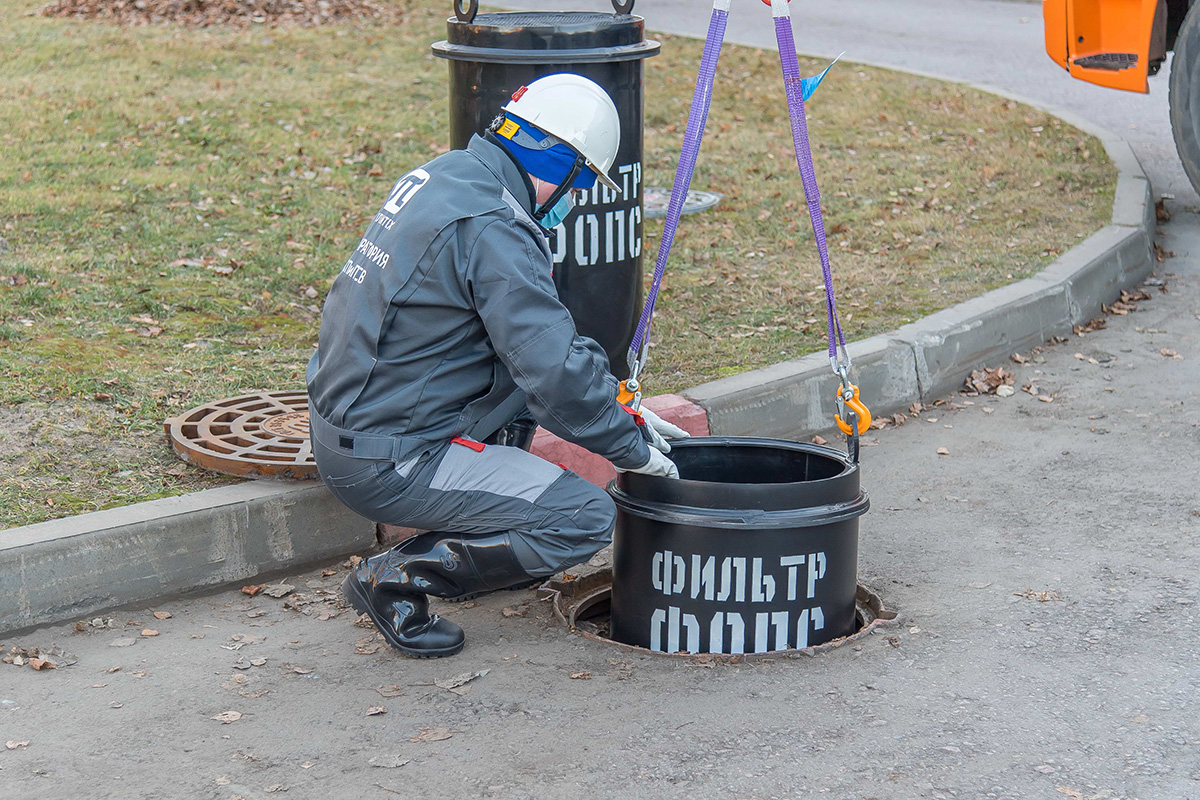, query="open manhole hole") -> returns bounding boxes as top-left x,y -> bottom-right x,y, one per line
540,566 -> 897,661
164,390 -> 317,479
